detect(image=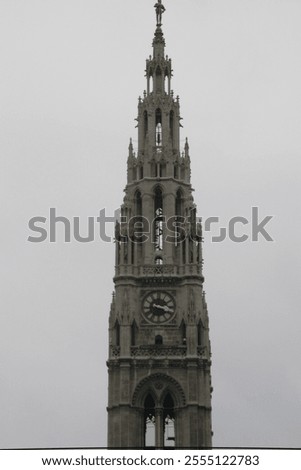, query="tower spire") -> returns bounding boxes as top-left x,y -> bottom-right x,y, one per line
107,2 -> 213,449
